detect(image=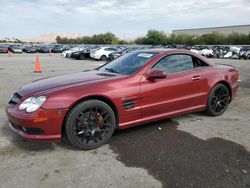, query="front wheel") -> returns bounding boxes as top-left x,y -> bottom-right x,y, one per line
205,83 -> 230,116
65,100 -> 116,149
